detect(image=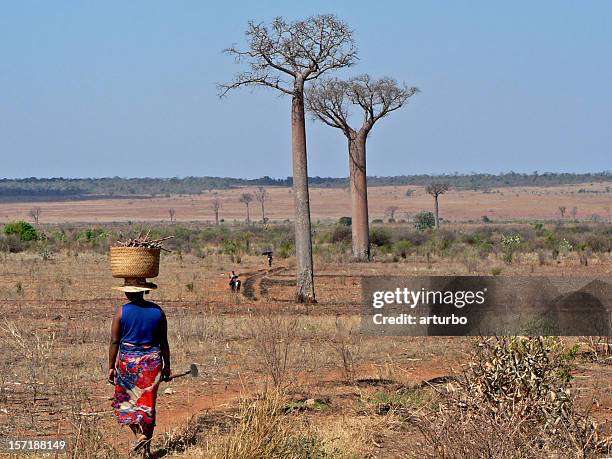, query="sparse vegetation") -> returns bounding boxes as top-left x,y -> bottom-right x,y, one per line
3,221 -> 39,241
416,337 -> 608,458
